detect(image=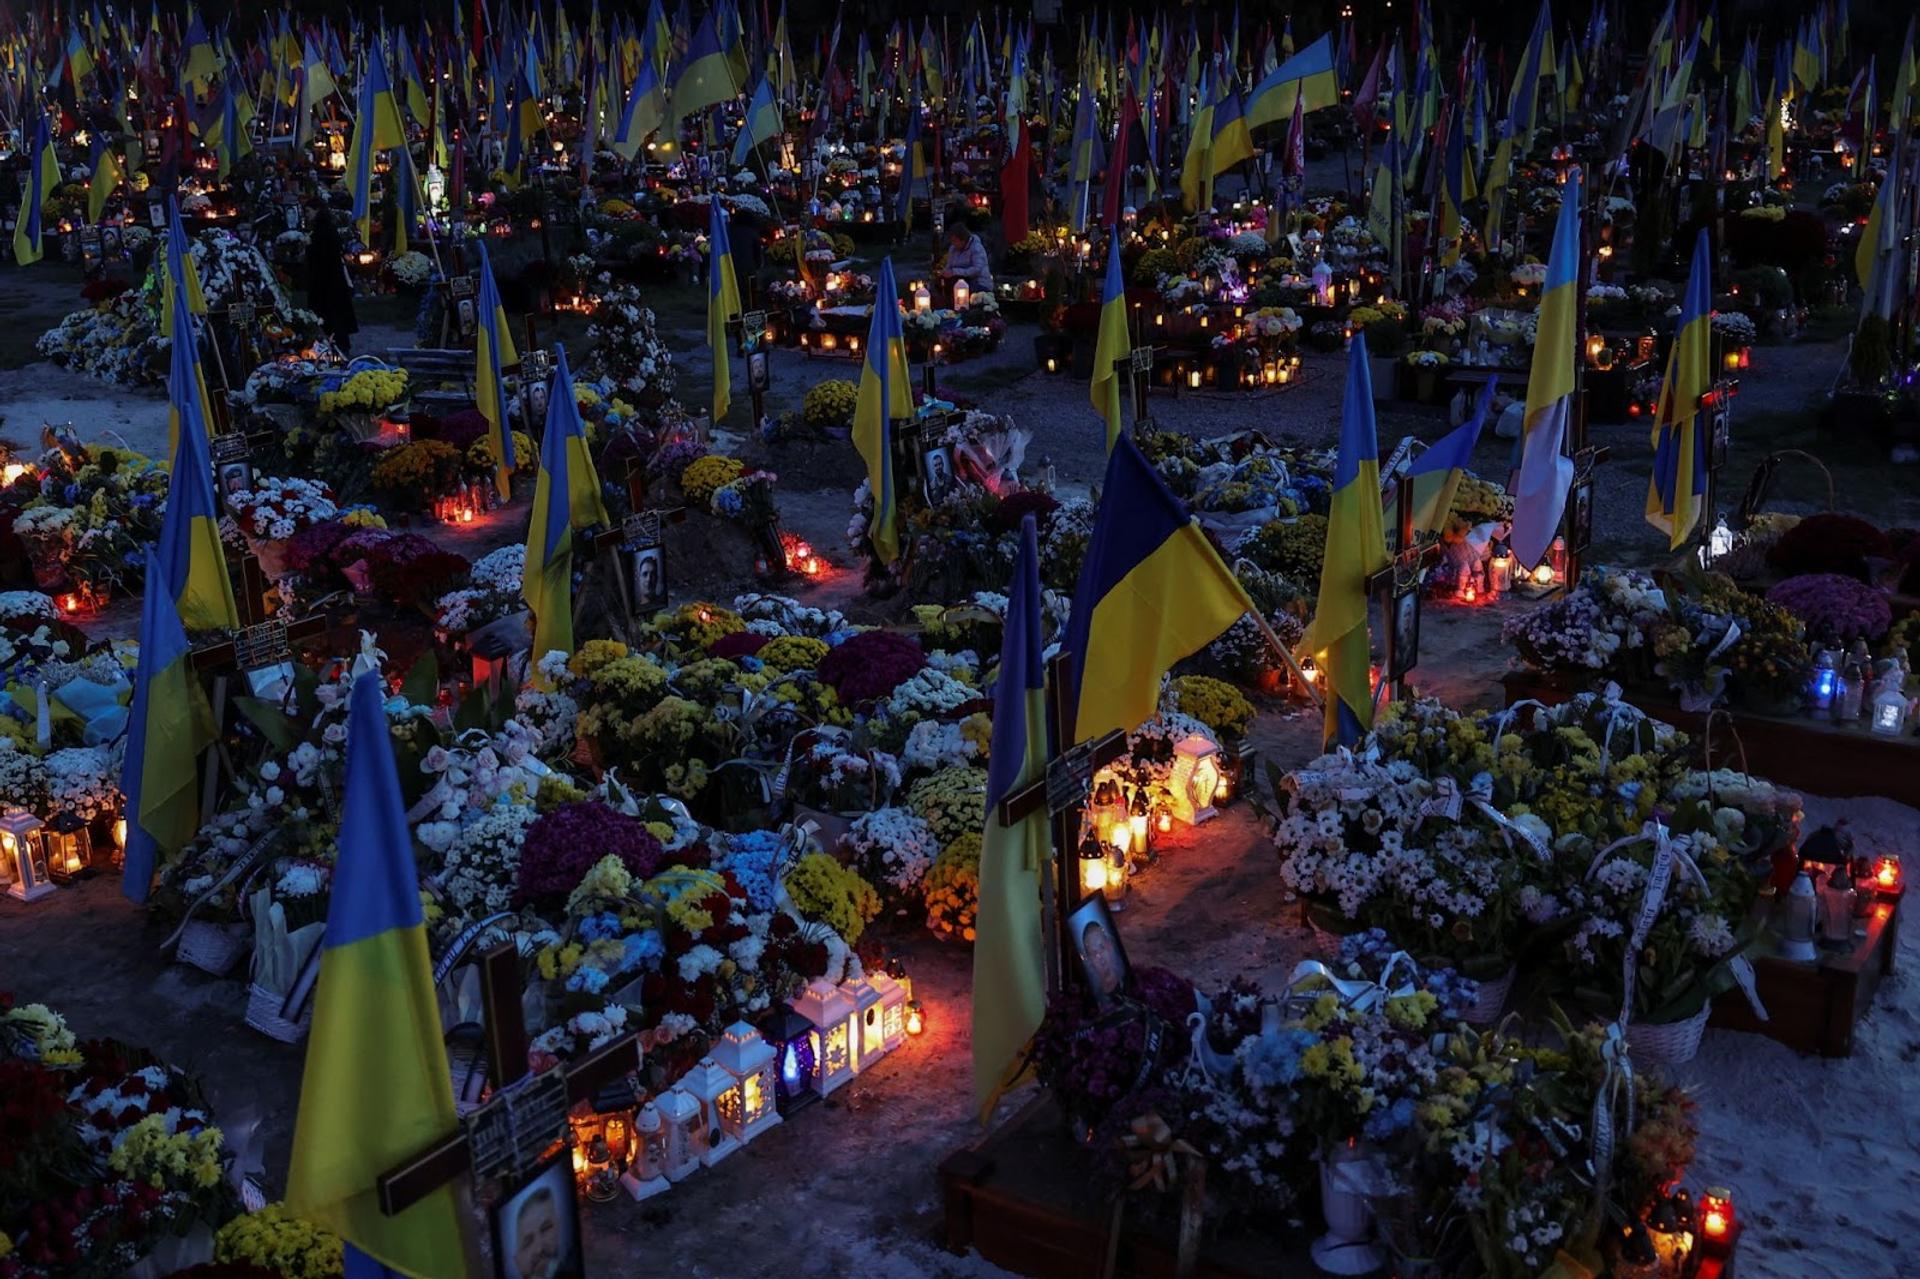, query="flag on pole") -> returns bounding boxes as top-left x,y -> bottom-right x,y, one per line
118,547 -> 215,904
12,107 -> 59,267
348,42 -> 408,247
853,258 -> 915,565
475,239 -> 519,502
612,47 -> 667,159
1090,229 -> 1131,451
157,282 -> 240,633
286,673 -> 470,1279
1062,436 -> 1256,744
972,514 -> 1050,1123
523,345 -> 610,666
1300,337 -> 1388,748
731,71 -> 780,165
1247,31 -> 1339,128
1646,230 -> 1713,550
87,135 -> 124,225
1510,170 -> 1581,568
1403,376 -> 1494,538
707,195 -> 743,426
